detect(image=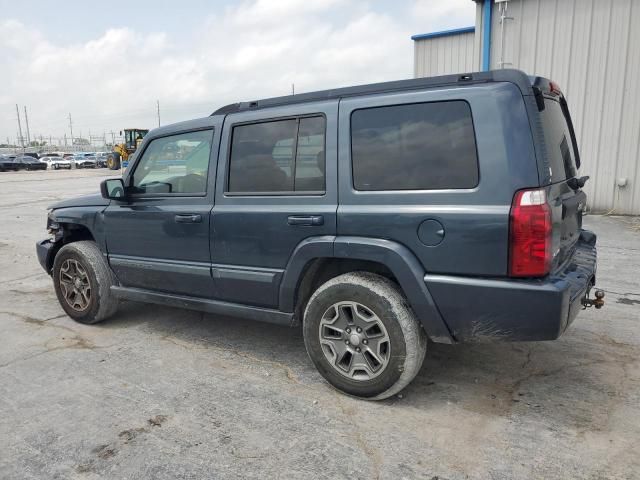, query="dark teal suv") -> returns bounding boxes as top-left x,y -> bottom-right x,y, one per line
36,70 -> 603,399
